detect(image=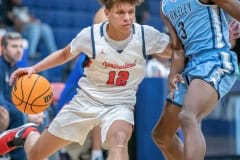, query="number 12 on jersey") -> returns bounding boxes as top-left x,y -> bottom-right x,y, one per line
106,71 -> 129,86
